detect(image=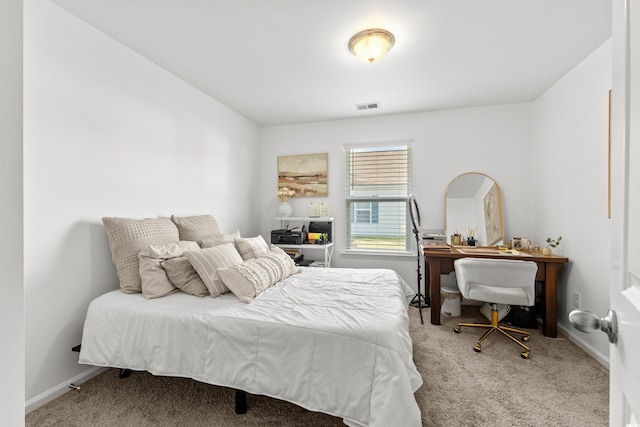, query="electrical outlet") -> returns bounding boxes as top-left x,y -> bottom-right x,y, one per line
573,291 -> 581,308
